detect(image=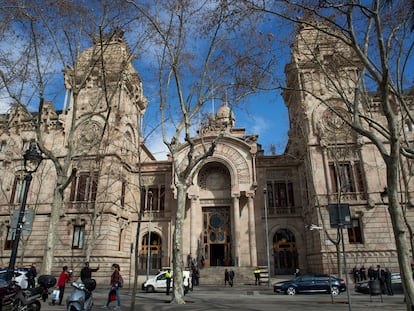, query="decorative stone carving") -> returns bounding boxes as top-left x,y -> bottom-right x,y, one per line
76,120 -> 102,147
